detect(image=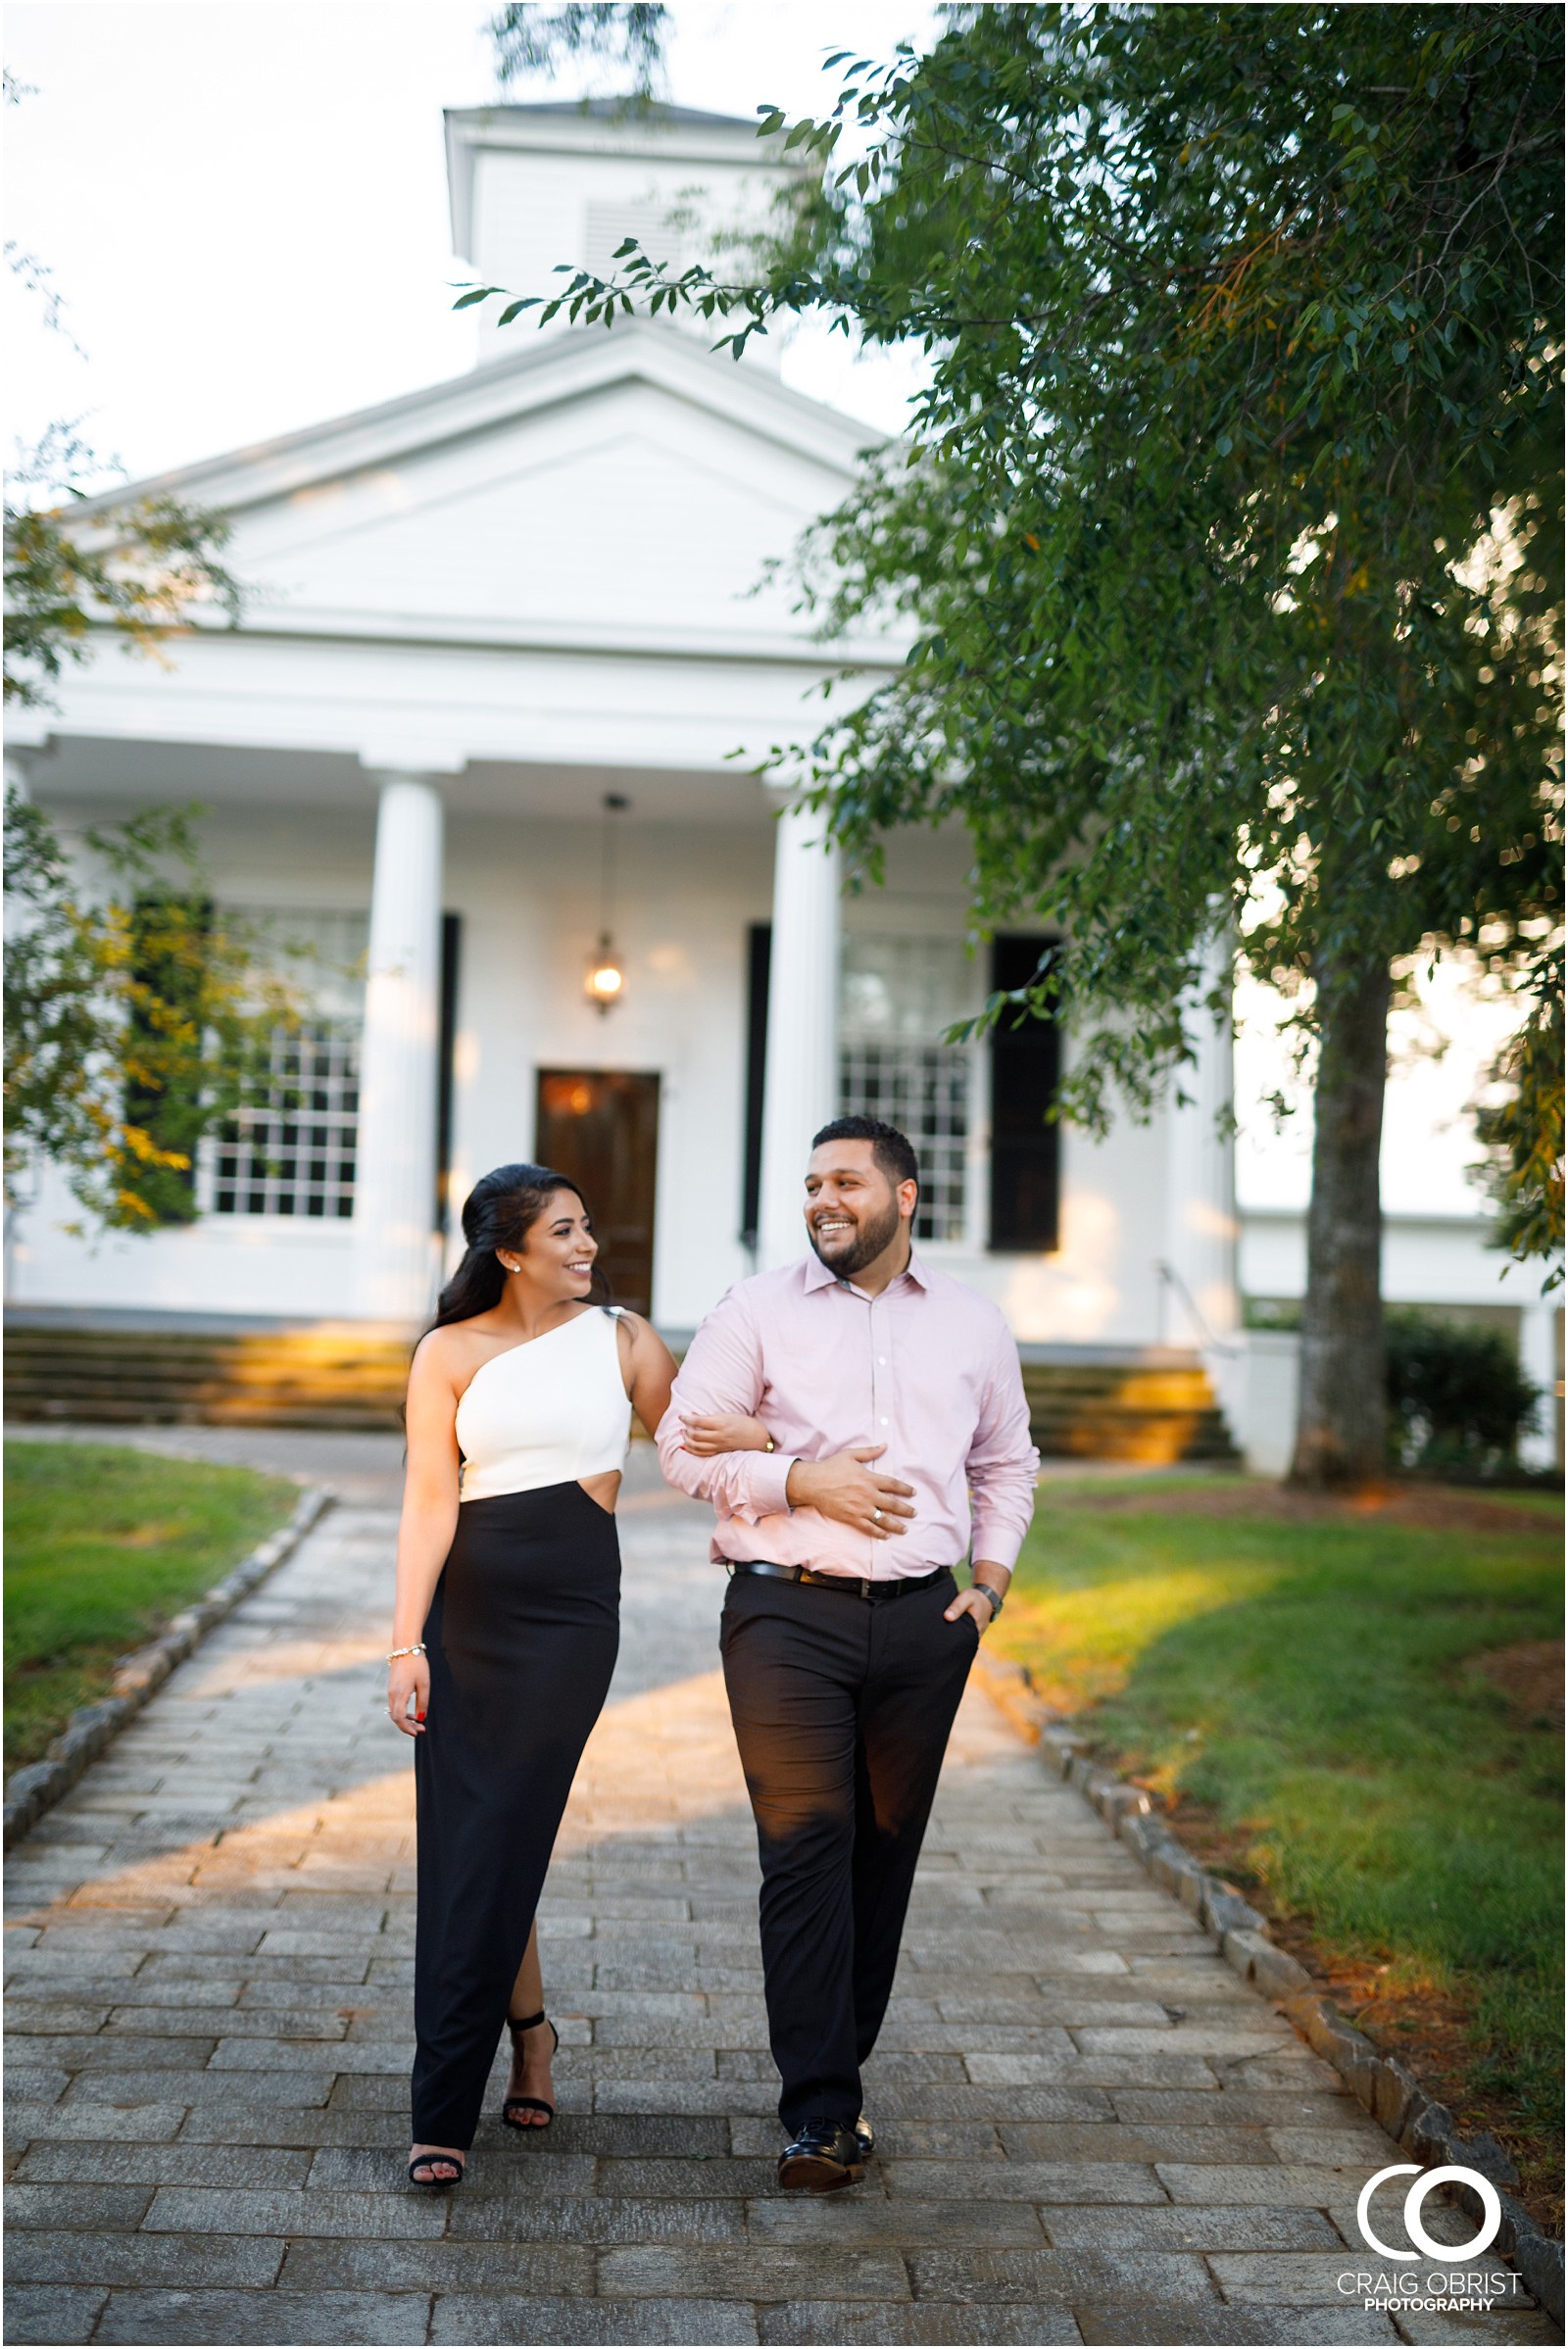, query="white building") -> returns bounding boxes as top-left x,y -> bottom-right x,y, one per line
7,103 -> 1558,1468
